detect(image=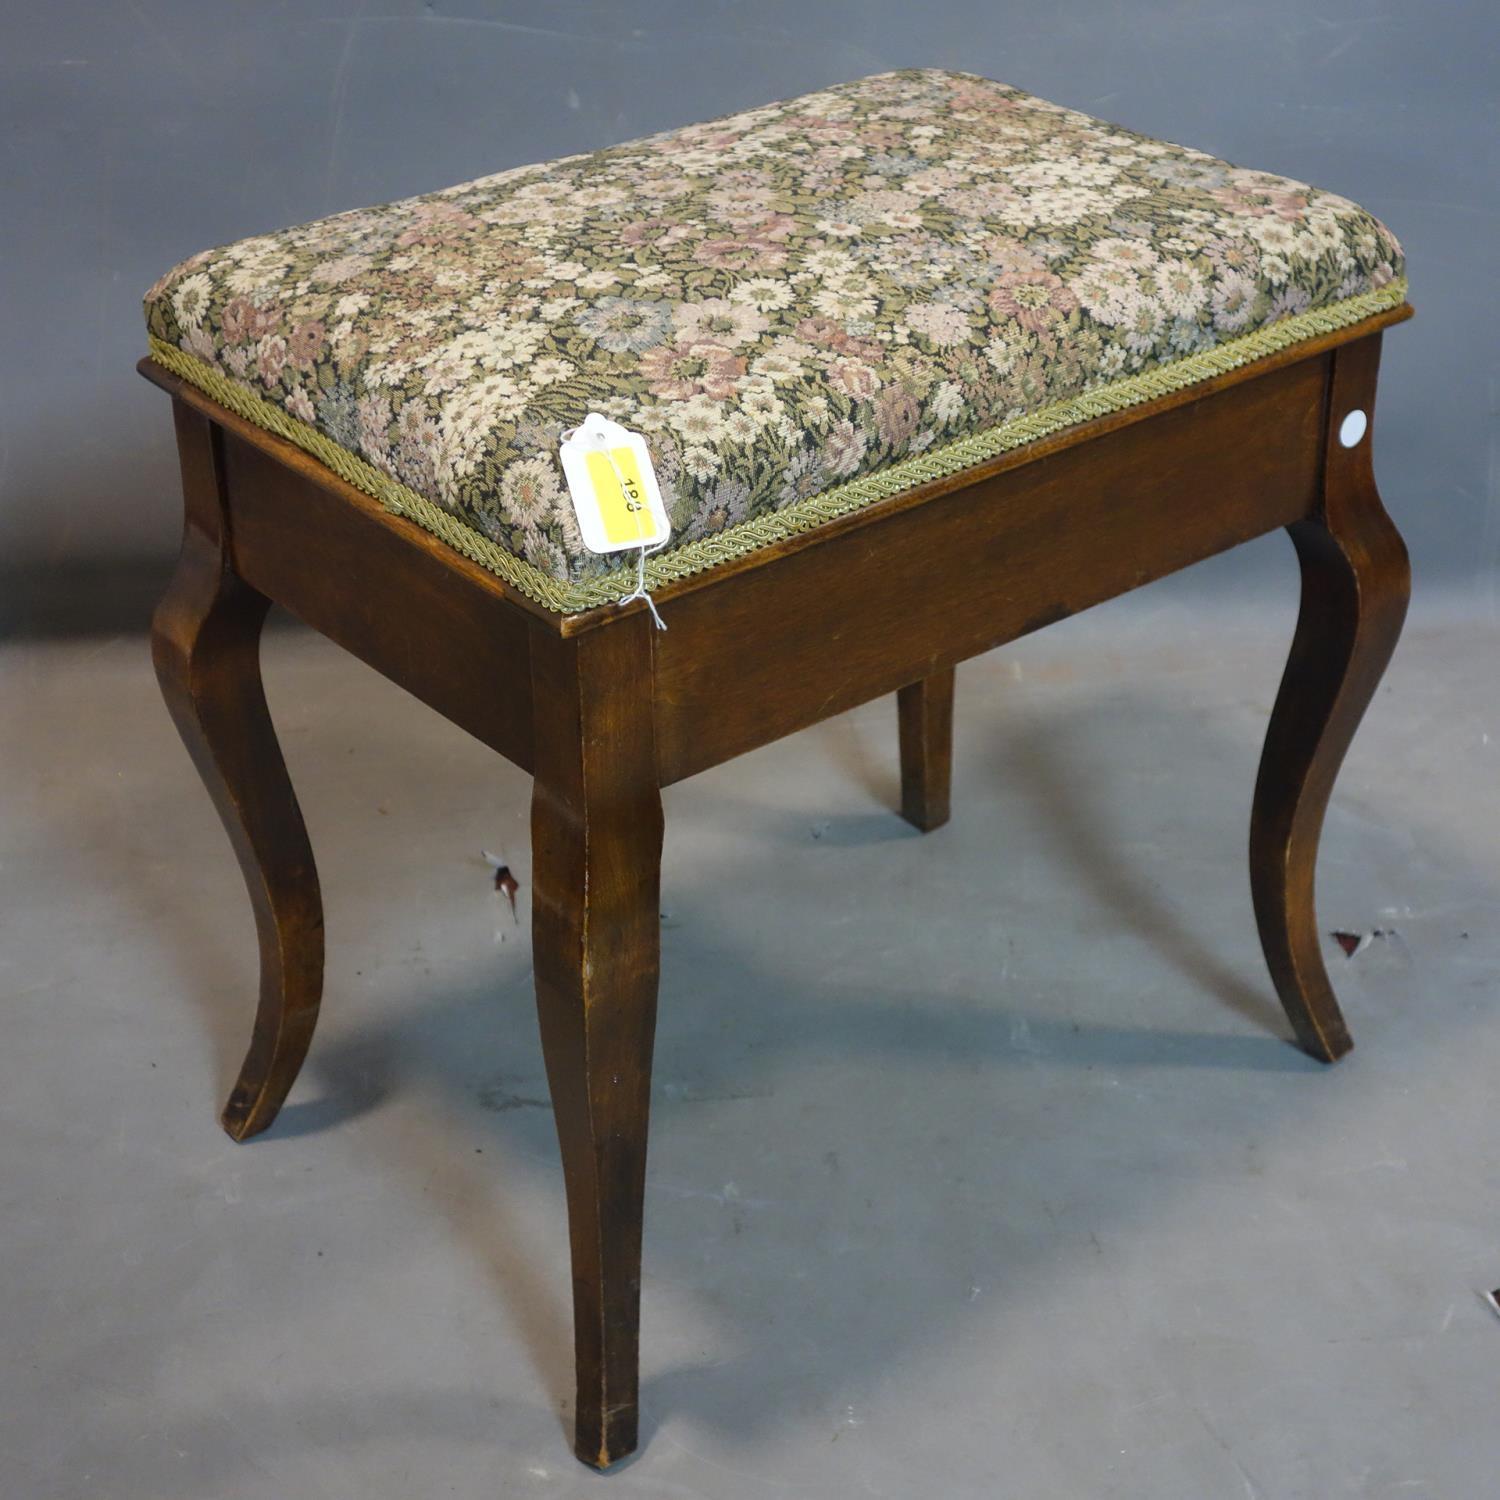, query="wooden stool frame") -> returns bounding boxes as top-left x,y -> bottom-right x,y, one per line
142,301 -> 1411,1468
